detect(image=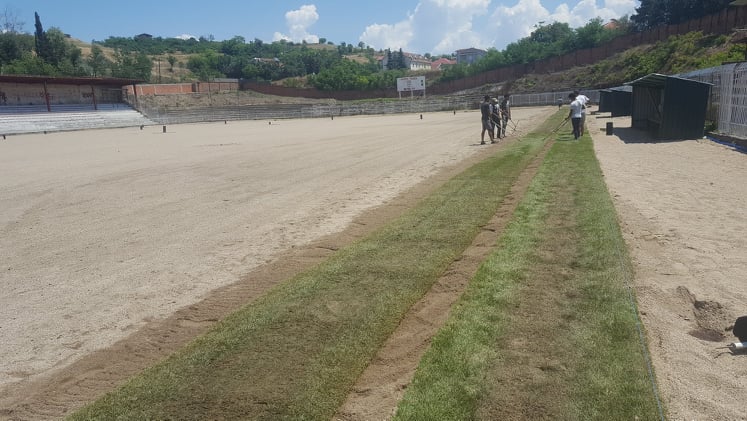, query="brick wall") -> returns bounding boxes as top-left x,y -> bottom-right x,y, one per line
126,81 -> 239,97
